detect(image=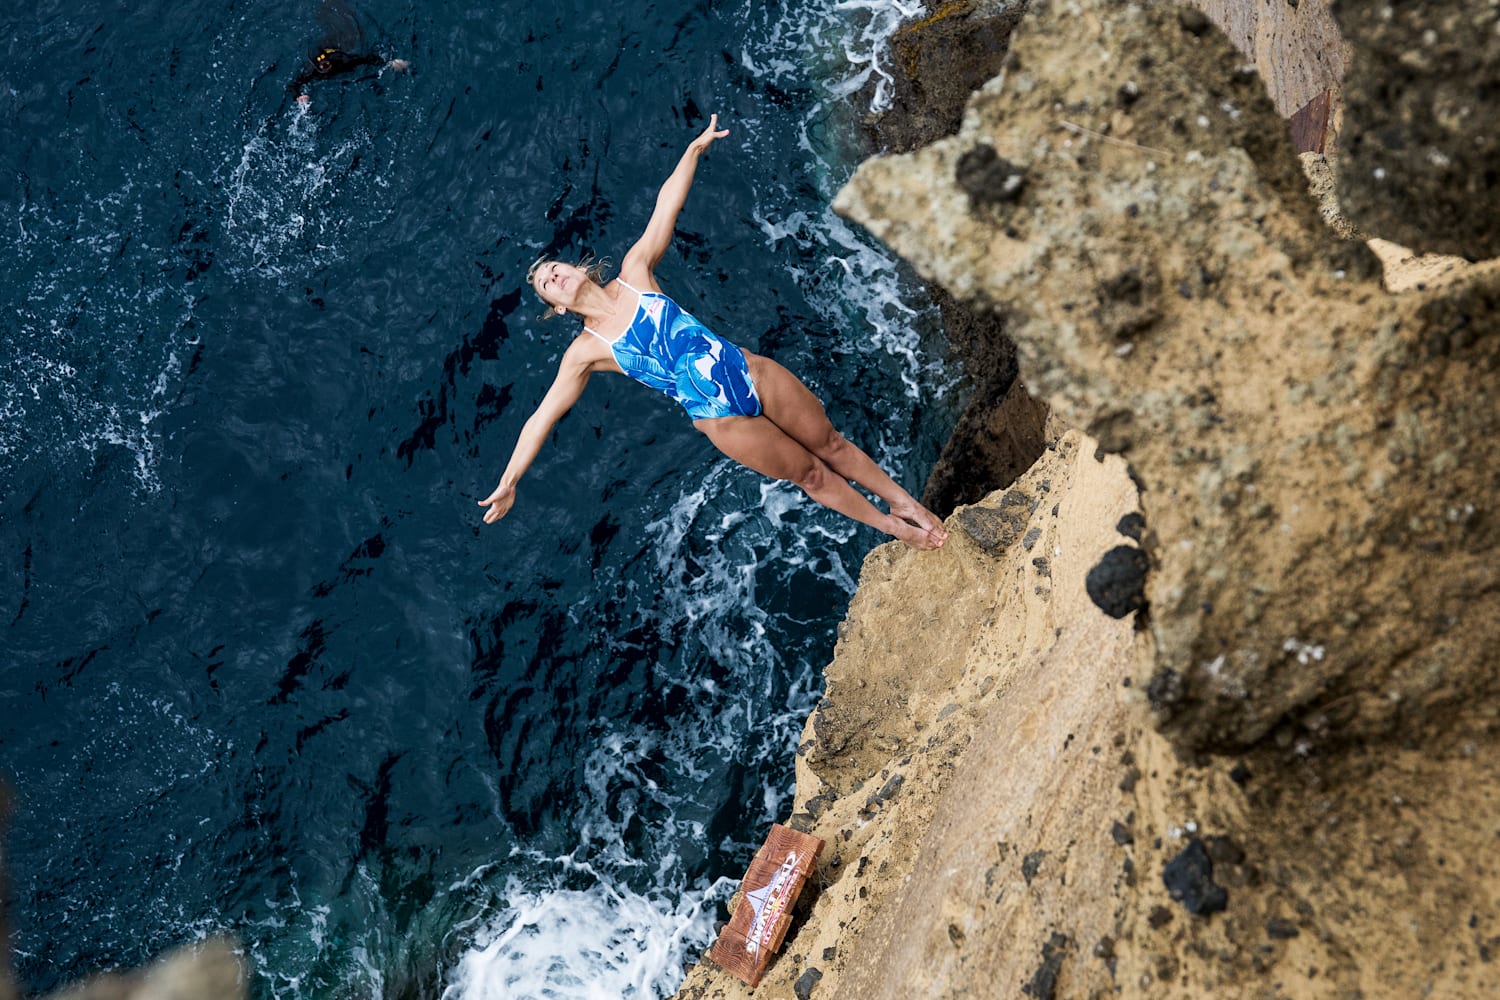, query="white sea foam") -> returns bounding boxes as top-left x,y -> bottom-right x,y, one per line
444,875 -> 732,1000
1,180 -> 198,495
738,0 -> 925,113
219,111 -> 375,277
